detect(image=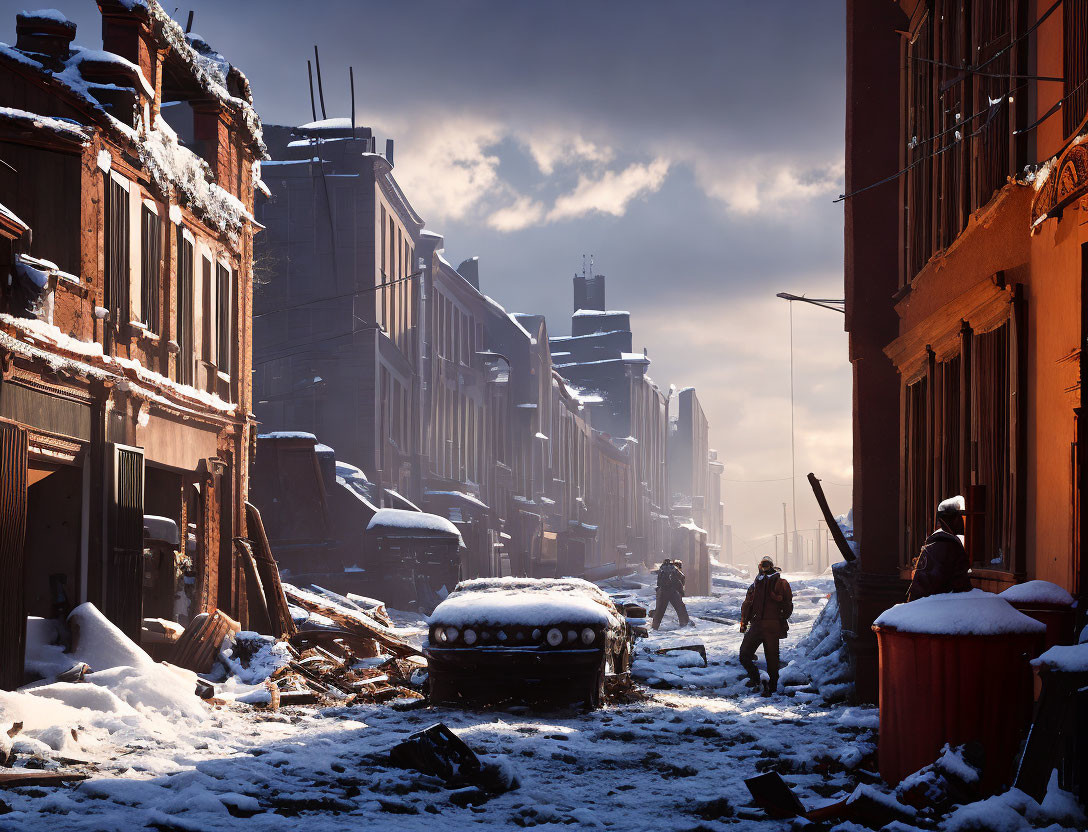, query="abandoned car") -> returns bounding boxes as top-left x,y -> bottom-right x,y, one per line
423,577 -> 637,707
